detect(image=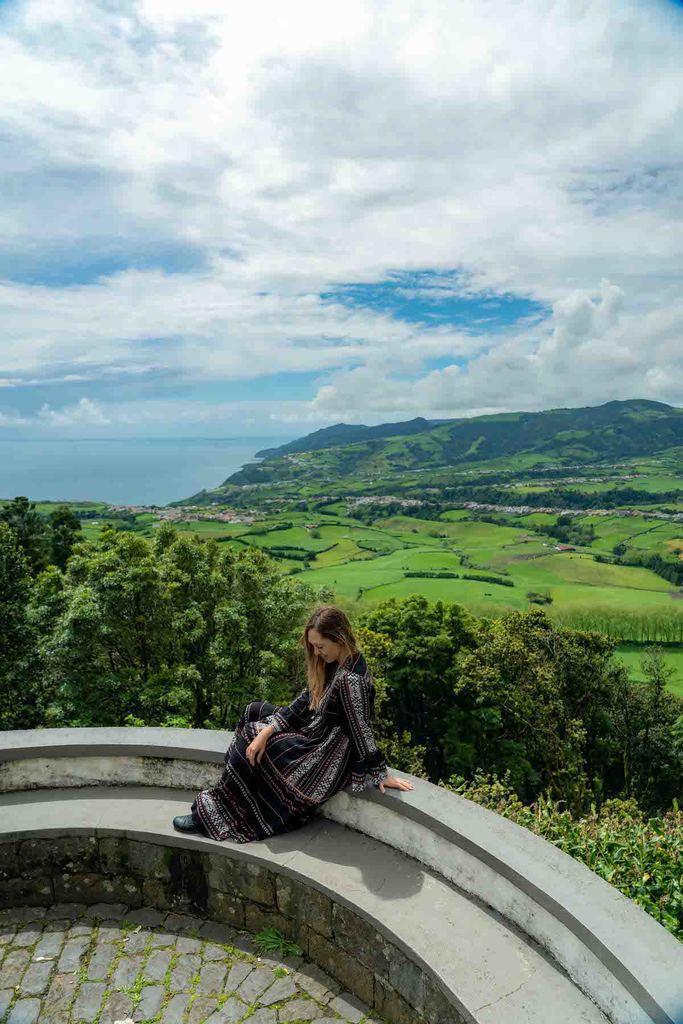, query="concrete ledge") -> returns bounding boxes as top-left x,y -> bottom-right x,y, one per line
0,726 -> 231,764
2,727 -> 681,1024
1,786 -> 610,1024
